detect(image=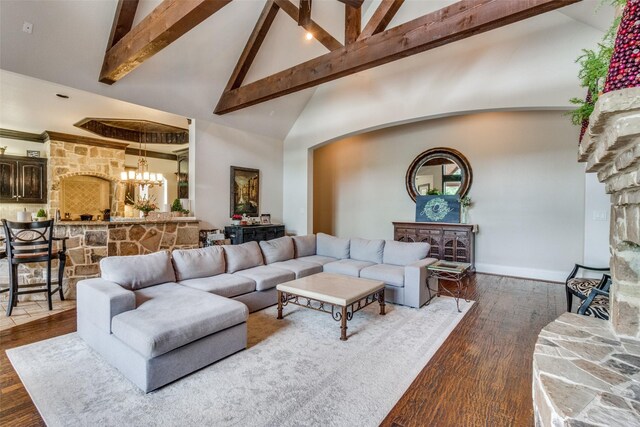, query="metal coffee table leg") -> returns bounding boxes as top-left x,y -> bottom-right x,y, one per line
340,306 -> 348,341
